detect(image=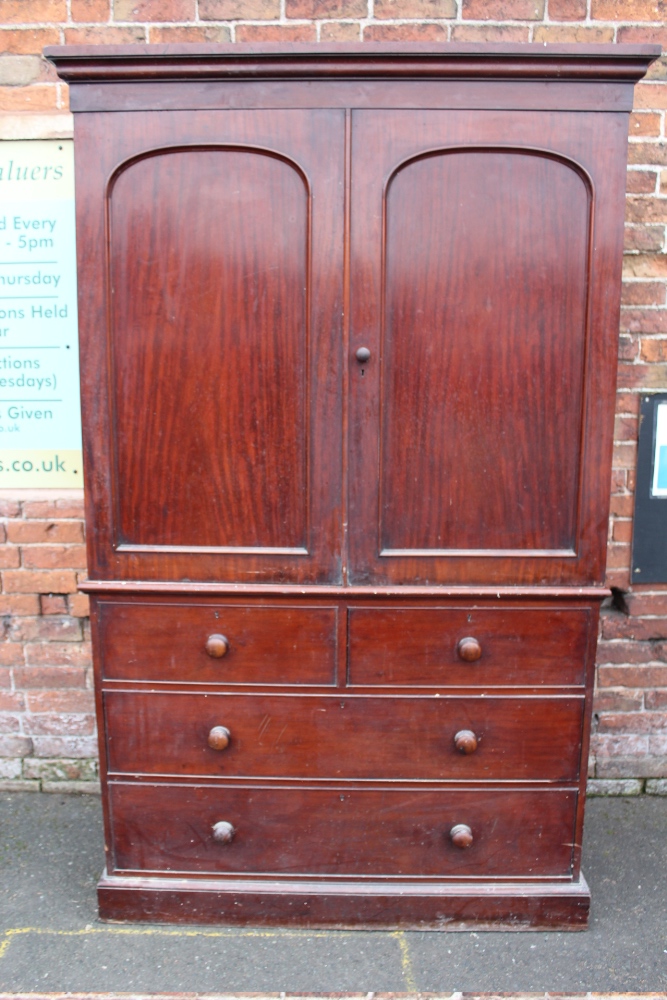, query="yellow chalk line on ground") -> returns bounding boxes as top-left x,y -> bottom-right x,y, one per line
0,926 -> 418,990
